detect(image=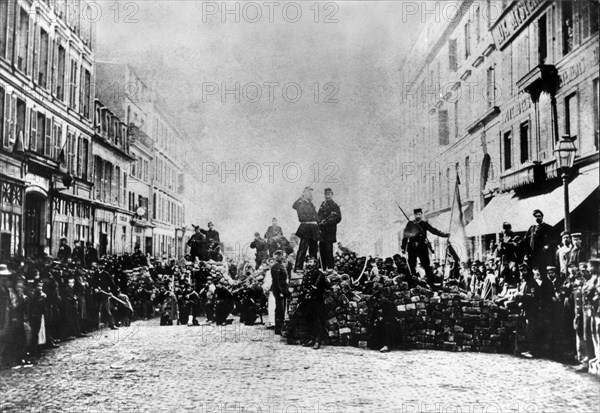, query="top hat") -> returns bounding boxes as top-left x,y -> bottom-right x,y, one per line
502,222 -> 512,229
414,208 -> 423,214
0,264 -> 11,276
